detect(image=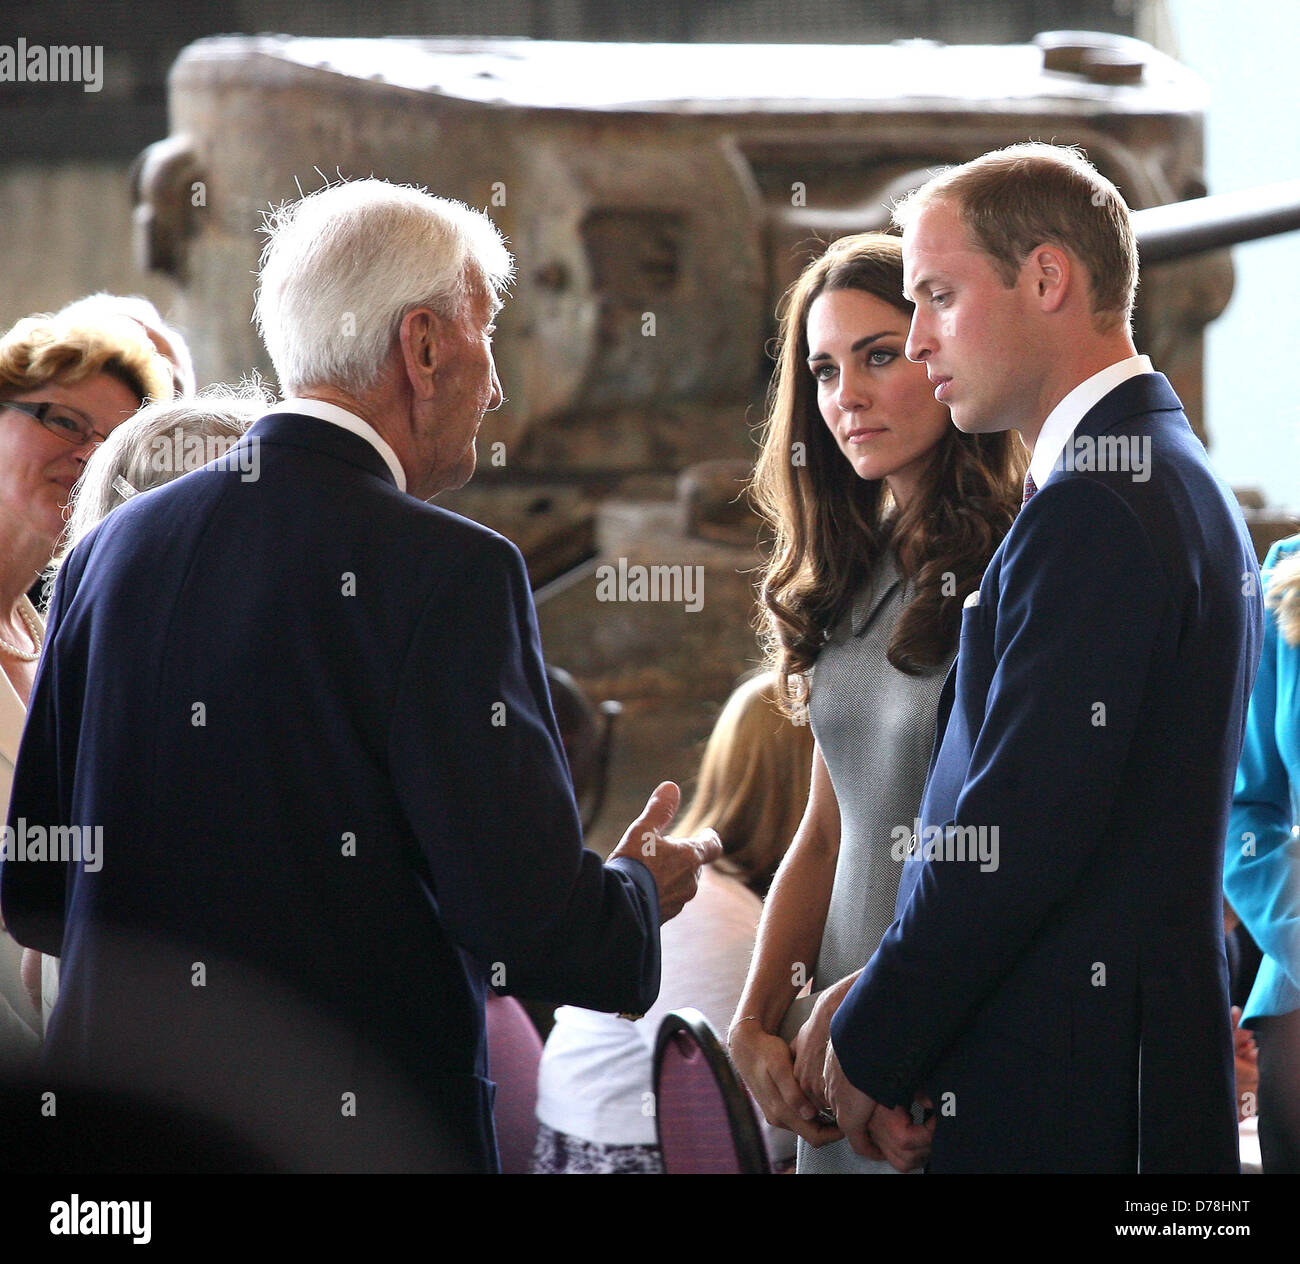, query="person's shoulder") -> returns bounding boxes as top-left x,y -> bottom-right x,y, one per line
391,502 -> 533,619
1262,532 -> 1300,575
393,498 -> 525,566
1005,475 -> 1168,596
65,474 -> 201,566
1023,468 -> 1146,529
